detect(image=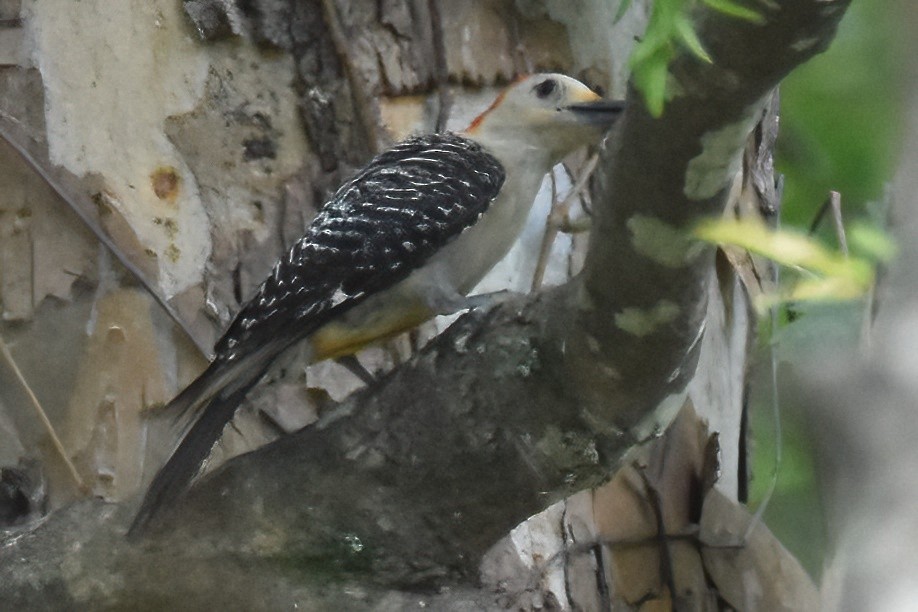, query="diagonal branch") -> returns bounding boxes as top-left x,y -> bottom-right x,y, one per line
147,0 -> 851,584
